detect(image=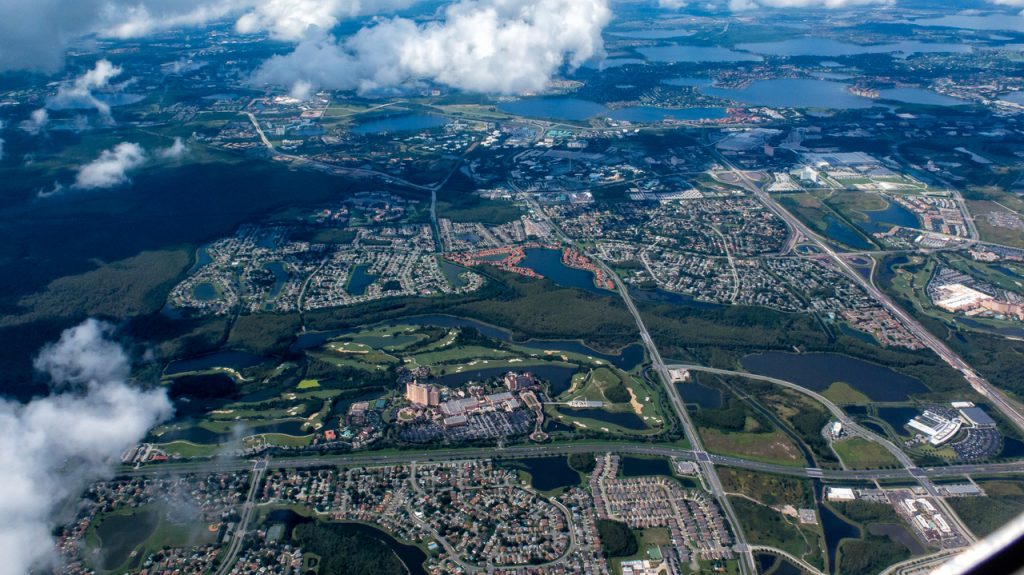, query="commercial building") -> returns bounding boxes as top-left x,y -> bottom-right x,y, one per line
406,381 -> 441,406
